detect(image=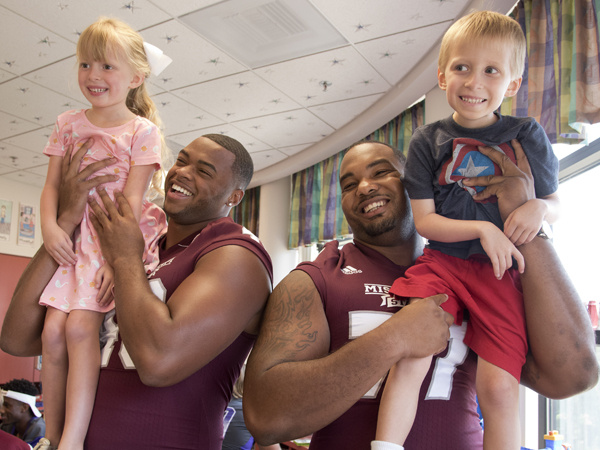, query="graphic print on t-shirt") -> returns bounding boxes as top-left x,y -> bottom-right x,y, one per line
438,138 -> 516,201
